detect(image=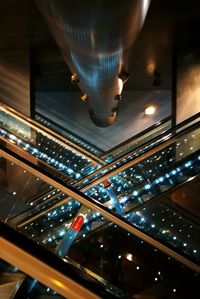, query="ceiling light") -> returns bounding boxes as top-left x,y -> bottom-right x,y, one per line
126,253 -> 134,261
80,94 -> 88,102
118,78 -> 123,94
71,73 -> 80,84
144,105 -> 156,115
